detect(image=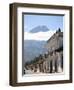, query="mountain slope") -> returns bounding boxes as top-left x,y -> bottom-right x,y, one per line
24,40 -> 47,63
